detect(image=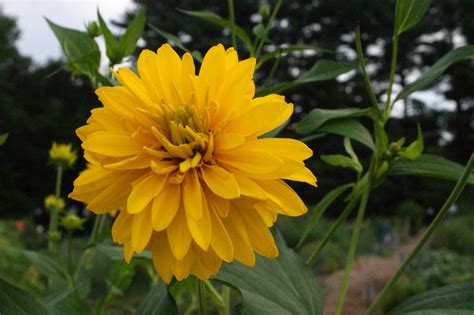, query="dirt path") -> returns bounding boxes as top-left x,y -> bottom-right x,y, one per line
321,237 -> 419,315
